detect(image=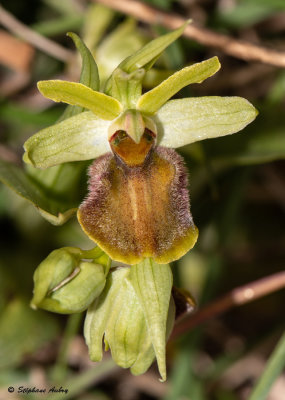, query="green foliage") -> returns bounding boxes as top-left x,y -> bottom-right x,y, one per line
0,299 -> 58,369
249,331 -> 285,400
